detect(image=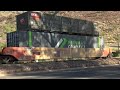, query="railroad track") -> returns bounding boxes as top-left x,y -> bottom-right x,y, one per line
0,53 -> 120,64
111,57 -> 120,60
